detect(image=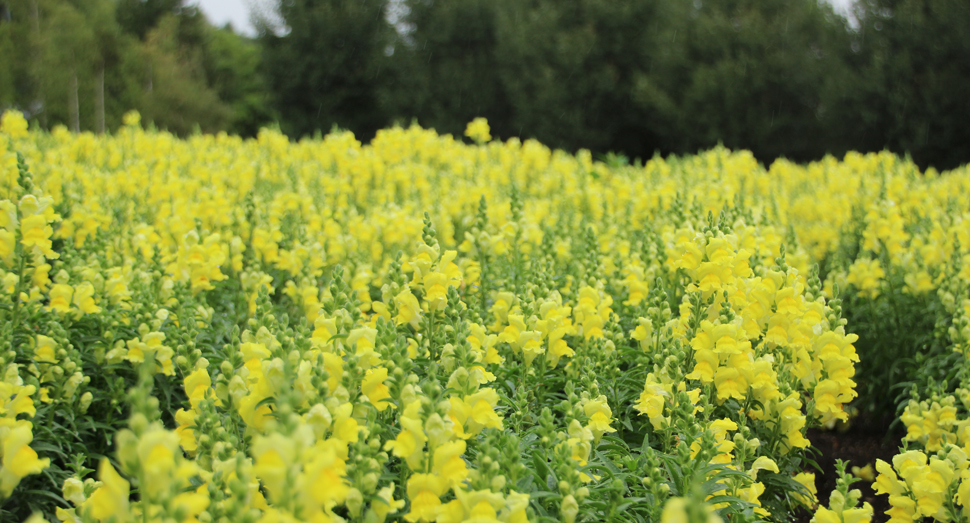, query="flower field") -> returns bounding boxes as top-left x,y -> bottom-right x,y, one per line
1,109 -> 970,523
